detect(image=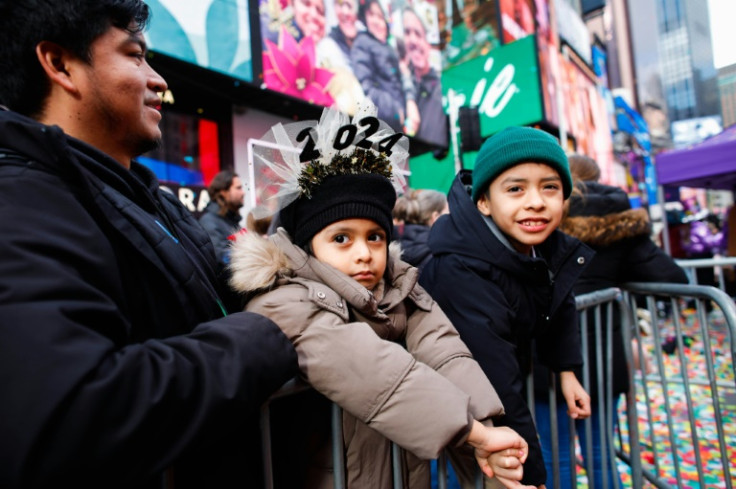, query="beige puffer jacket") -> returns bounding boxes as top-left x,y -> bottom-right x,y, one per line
229,229 -> 504,488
